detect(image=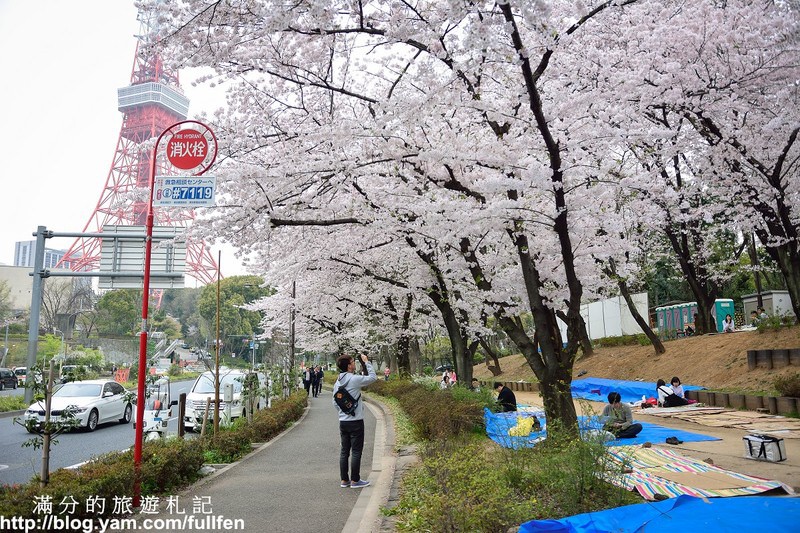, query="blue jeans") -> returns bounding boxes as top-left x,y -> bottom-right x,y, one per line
339,419 -> 365,482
